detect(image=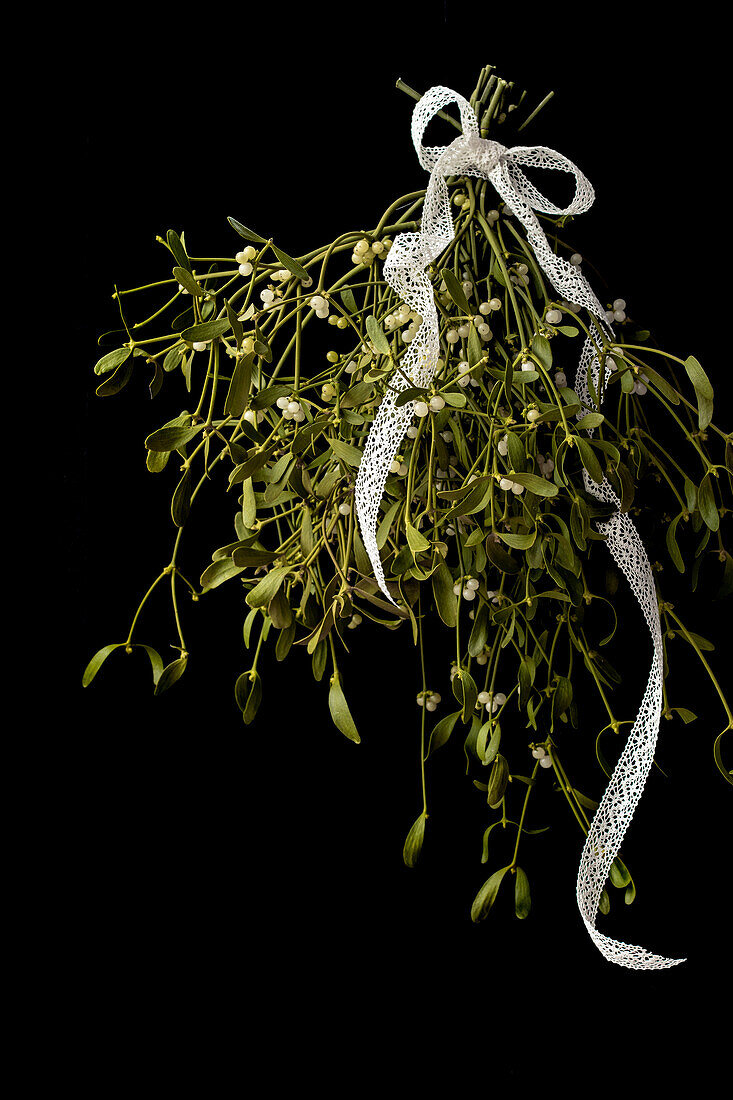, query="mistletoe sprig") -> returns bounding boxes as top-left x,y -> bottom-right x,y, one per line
84,67 -> 732,925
